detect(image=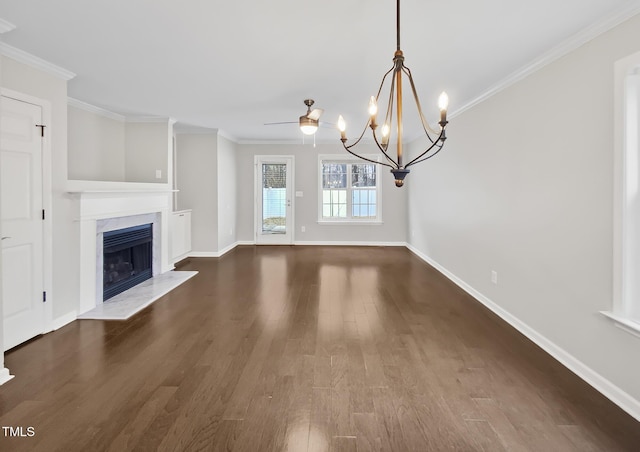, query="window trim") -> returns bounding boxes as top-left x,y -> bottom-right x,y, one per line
317,154 -> 383,224
604,50 -> 640,336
